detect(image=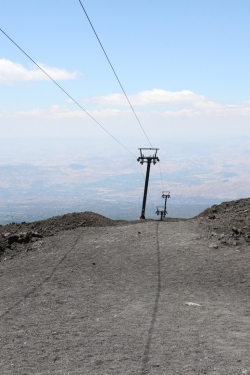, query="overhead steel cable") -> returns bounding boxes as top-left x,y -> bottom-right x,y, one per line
78,1 -> 166,202
78,0 -> 153,148
0,28 -> 136,159
158,162 -> 164,191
